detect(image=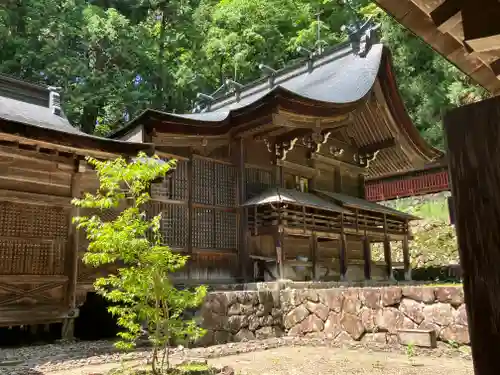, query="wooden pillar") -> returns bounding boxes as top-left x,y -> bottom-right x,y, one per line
275,230 -> 285,279
339,213 -> 347,281
339,234 -> 347,281
363,236 -> 371,280
187,151 -> 194,279
383,214 -> 394,280
358,174 -> 366,199
444,96 -> 500,375
402,233 -> 411,281
62,158 -> 81,340
383,236 -> 394,281
235,138 -> 248,282
310,234 -> 317,281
